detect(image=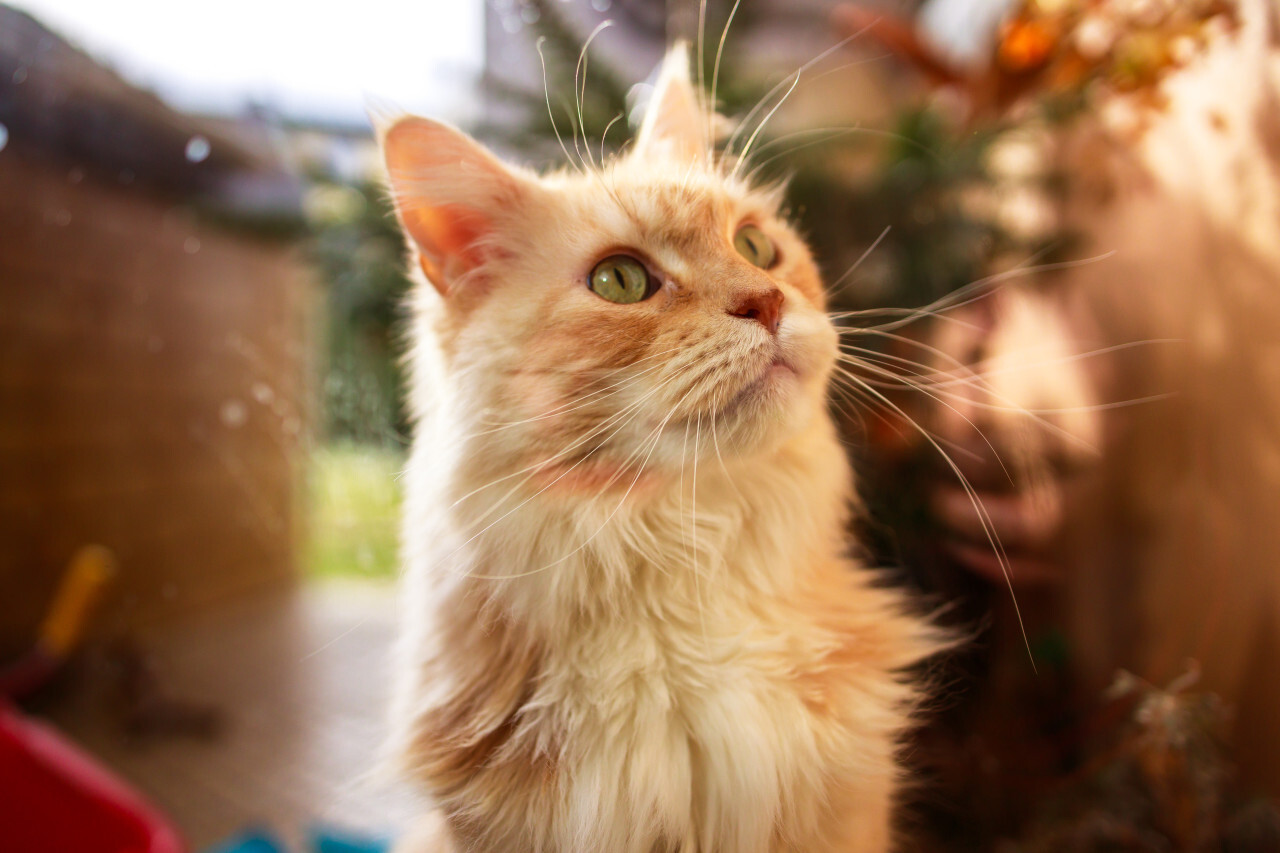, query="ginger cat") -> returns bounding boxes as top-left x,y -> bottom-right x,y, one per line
381,46 -> 941,853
